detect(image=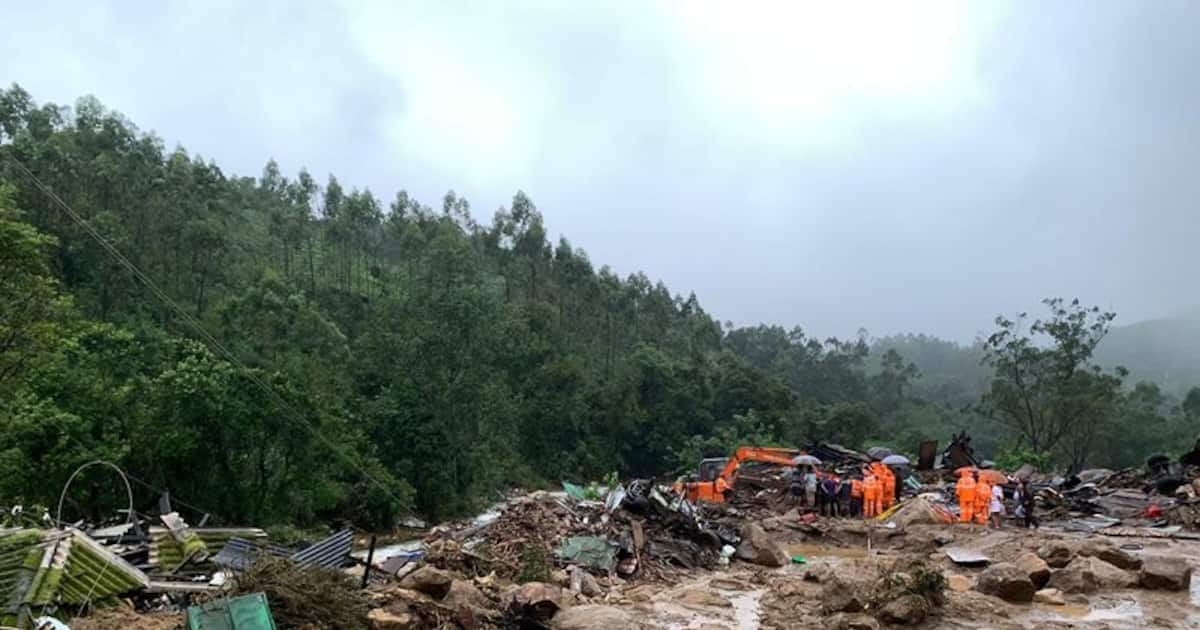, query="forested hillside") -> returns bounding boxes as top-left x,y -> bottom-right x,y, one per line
1095,313 -> 1200,396
2,86 -> 1197,528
